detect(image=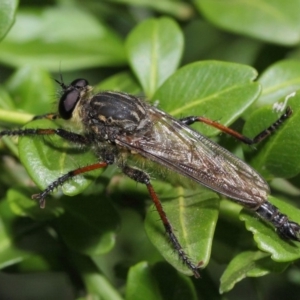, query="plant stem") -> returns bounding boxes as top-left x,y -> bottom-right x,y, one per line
0,109 -> 33,126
